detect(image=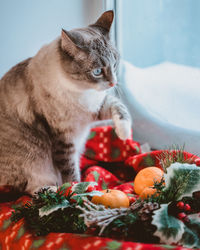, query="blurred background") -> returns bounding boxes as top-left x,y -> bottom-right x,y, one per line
121,0 -> 200,68
0,0 -> 103,76
0,0 -> 200,153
